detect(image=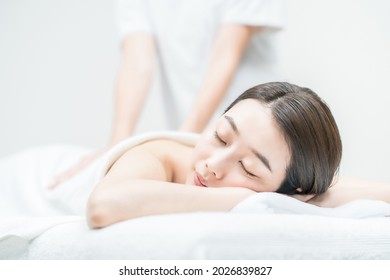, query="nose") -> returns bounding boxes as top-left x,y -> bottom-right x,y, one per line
204,156 -> 227,180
